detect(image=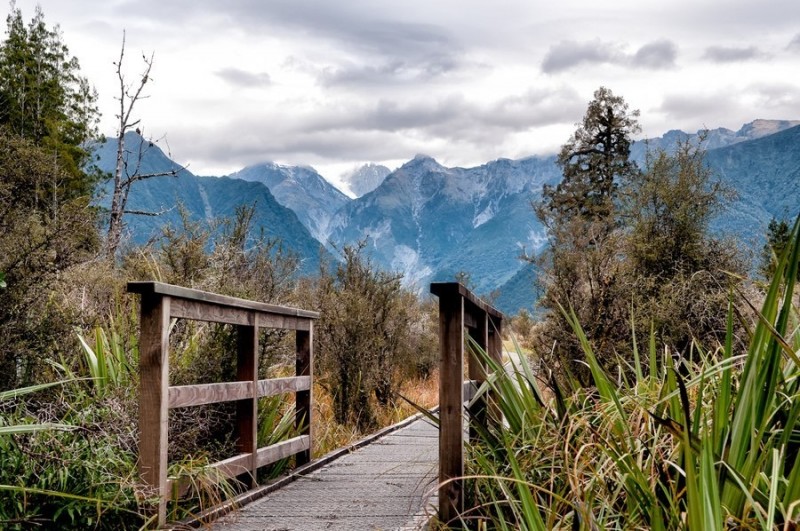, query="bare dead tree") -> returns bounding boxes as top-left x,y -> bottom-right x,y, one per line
105,31 -> 183,259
